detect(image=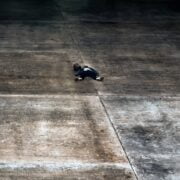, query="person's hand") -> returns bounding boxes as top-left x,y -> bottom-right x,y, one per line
74,77 -> 83,81
74,77 -> 79,81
